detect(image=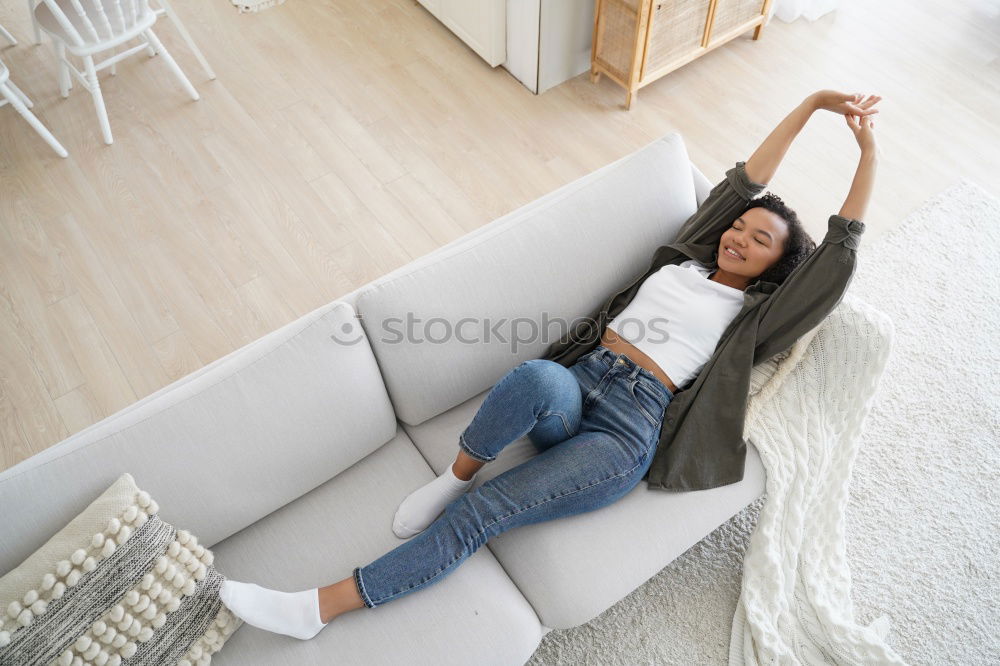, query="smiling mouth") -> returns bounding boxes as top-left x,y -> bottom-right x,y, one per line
724,246 -> 745,261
